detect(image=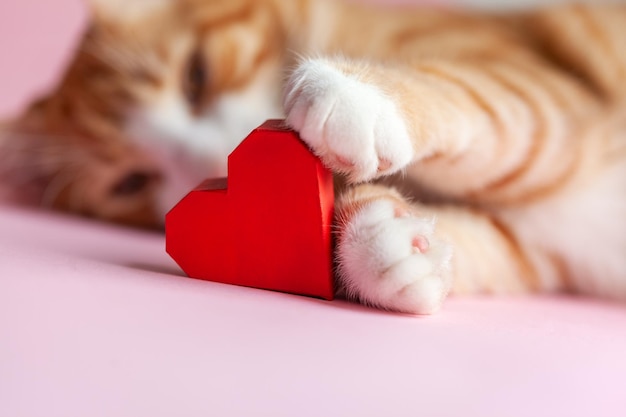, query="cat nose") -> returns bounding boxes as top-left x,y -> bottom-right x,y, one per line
111,170 -> 162,197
